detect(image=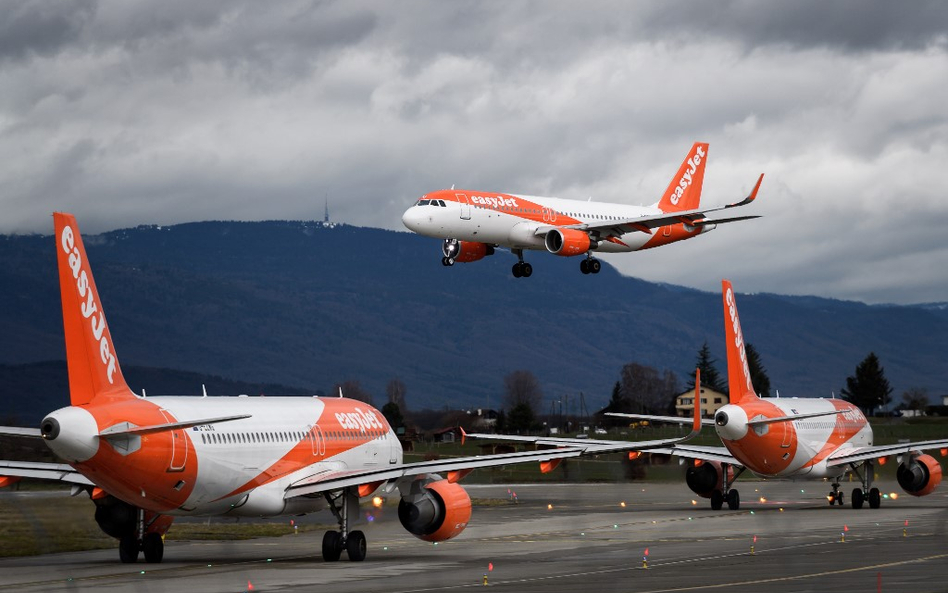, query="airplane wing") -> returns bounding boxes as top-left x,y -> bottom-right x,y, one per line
0,460 -> 94,485
537,173 -> 764,238
287,374 -> 708,499
605,412 -> 716,427
284,446 -> 586,498
826,438 -> 948,467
